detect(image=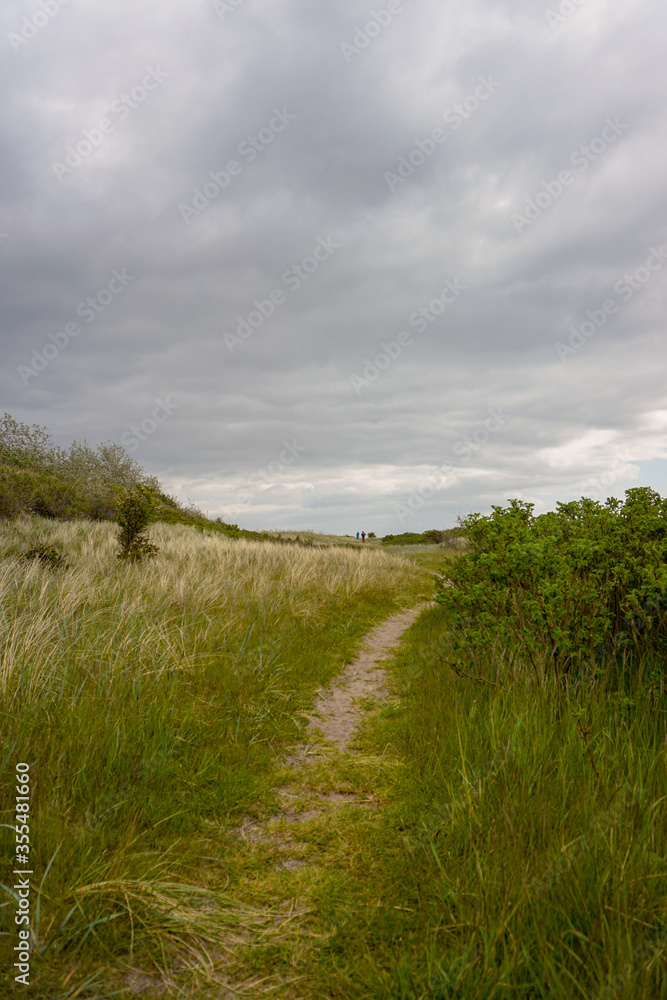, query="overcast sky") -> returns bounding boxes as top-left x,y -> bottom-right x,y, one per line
2,0 -> 666,534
